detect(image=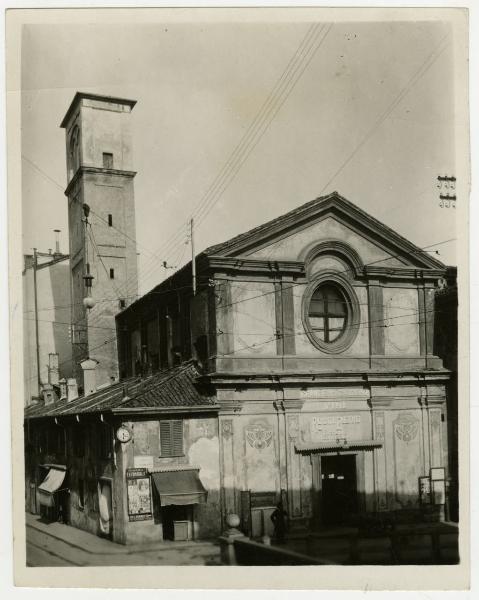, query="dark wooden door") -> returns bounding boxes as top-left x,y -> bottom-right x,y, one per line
321,454 -> 358,526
